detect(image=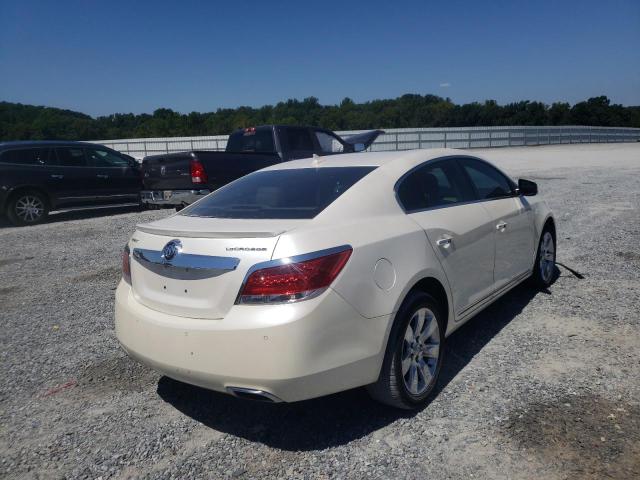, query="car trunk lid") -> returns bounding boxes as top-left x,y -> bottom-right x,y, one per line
129,216 -> 306,319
